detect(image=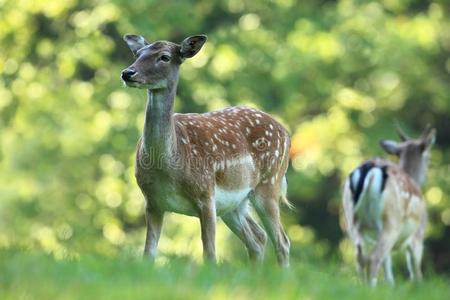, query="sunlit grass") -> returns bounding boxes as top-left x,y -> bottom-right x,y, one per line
1,249 -> 448,300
